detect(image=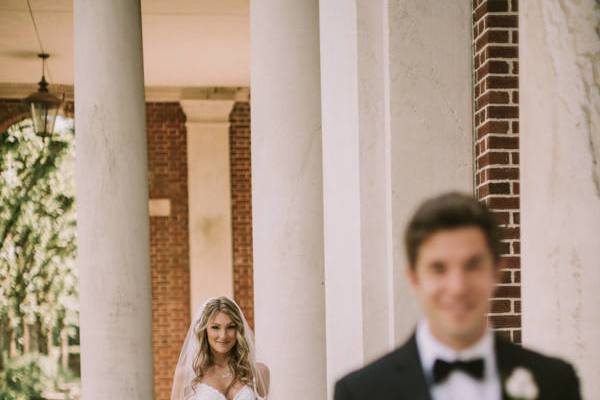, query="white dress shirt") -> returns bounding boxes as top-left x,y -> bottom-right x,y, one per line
415,320 -> 502,400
